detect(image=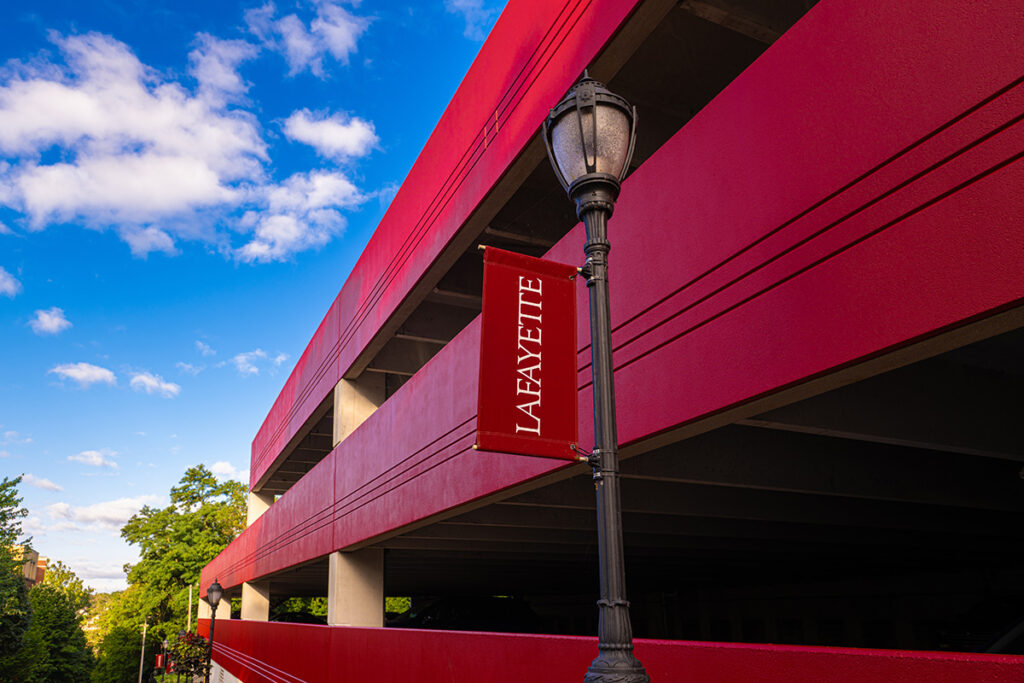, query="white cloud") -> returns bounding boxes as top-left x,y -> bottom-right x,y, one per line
284,108 -> 377,160
196,340 -> 216,356
445,0 -> 500,41
2,430 -> 32,445
16,153 -> 239,227
49,362 -> 117,387
0,29 -> 380,263
277,15 -> 321,75
237,169 -> 364,262
273,352 -> 289,366
23,473 -> 63,491
189,34 -> 259,106
176,361 -> 202,375
0,221 -> 12,235
118,226 -> 177,258
209,460 -> 250,483
0,451 -> 10,458
0,32 -> 265,252
29,306 -> 72,335
311,1 -> 369,65
46,494 -> 158,531
130,371 -> 181,398
231,349 -> 266,375
0,266 -> 21,297
68,448 -> 118,468
246,0 -> 369,77
73,560 -> 127,580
